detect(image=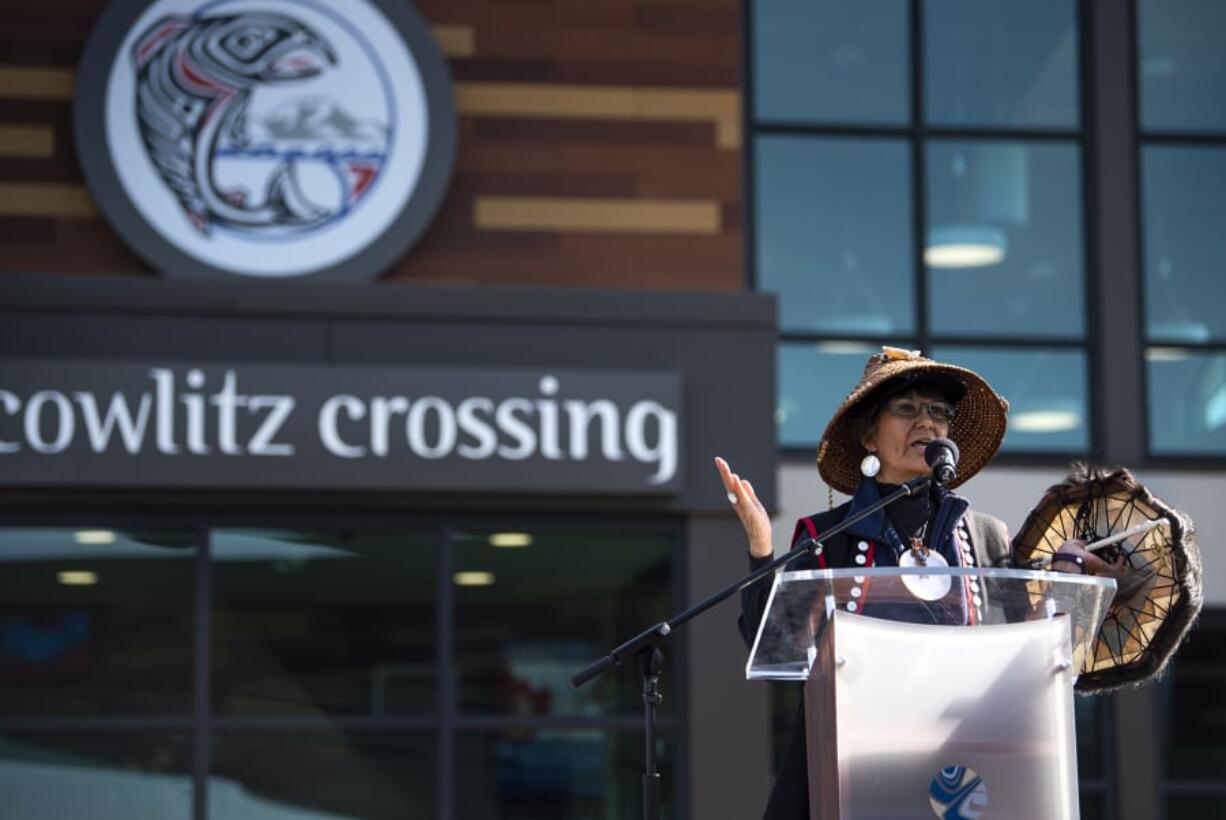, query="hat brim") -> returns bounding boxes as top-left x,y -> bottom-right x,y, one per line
817,357 -> 1008,495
